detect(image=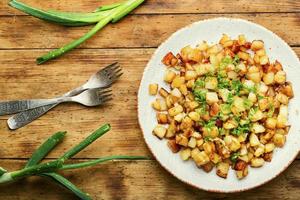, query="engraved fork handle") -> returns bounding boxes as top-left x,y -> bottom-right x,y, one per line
0,100 -> 60,116
7,87 -> 85,130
